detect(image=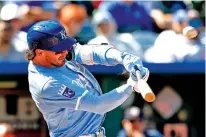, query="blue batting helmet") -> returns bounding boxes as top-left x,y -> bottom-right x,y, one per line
27,20 -> 76,52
